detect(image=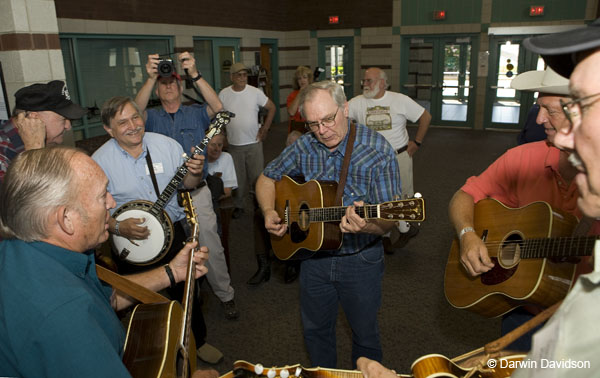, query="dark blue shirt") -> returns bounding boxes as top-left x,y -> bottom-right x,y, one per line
146,104 -> 210,154
0,240 -> 129,377
263,121 -> 402,255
